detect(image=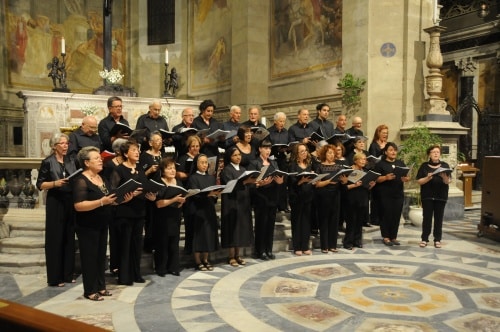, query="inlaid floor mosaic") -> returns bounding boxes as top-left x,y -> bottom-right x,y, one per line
1,210 -> 500,331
